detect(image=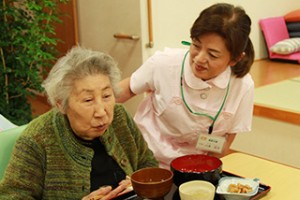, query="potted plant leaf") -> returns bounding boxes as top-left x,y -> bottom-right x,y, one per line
0,0 -> 69,125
